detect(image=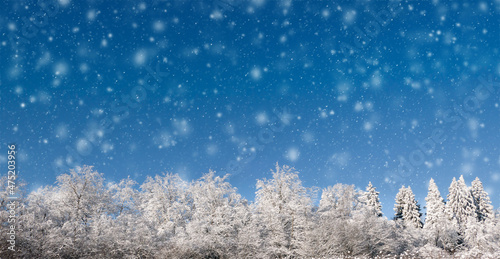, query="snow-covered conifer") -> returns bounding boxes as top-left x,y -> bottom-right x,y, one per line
394,185 -> 406,221
470,177 -> 494,222
361,182 -> 382,217
424,178 -> 445,229
394,186 -> 422,228
445,176 -> 476,227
